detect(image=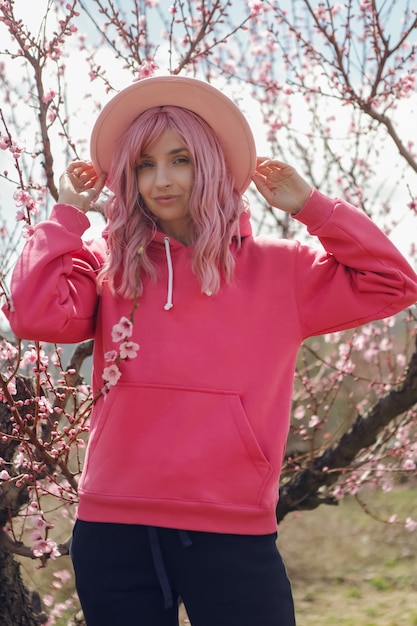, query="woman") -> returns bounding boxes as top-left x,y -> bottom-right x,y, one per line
4,75 -> 417,626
